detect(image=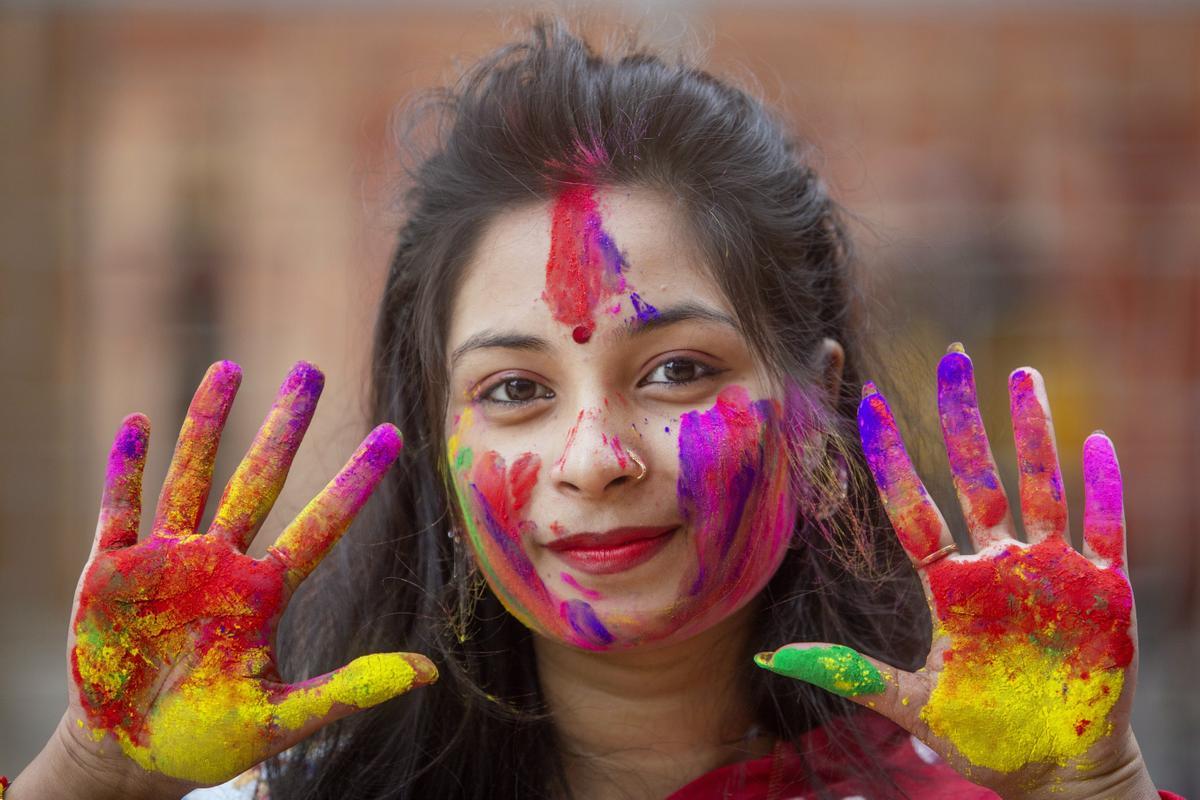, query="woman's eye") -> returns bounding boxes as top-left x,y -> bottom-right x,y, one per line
479,377 -> 554,406
640,358 -> 720,386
